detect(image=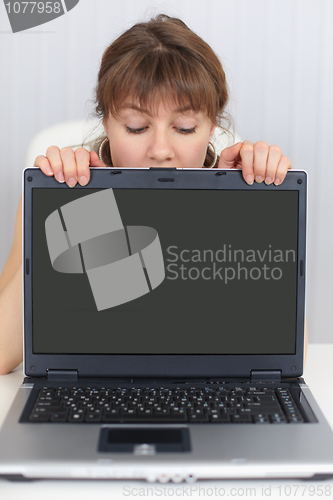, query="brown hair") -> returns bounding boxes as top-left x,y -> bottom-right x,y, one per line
94,14 -> 229,166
